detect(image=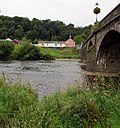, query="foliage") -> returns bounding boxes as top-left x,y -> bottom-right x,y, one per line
51,35 -> 57,41
0,76 -> 120,127
0,15 -> 92,42
13,43 -> 54,60
91,21 -> 100,32
21,37 -> 32,44
13,43 -> 40,60
73,35 -> 84,45
93,7 -> 101,14
0,41 -> 15,60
